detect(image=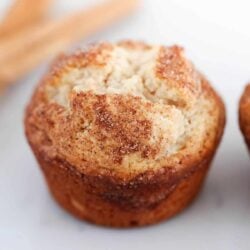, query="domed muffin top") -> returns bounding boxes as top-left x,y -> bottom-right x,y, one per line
26,41 -> 224,179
